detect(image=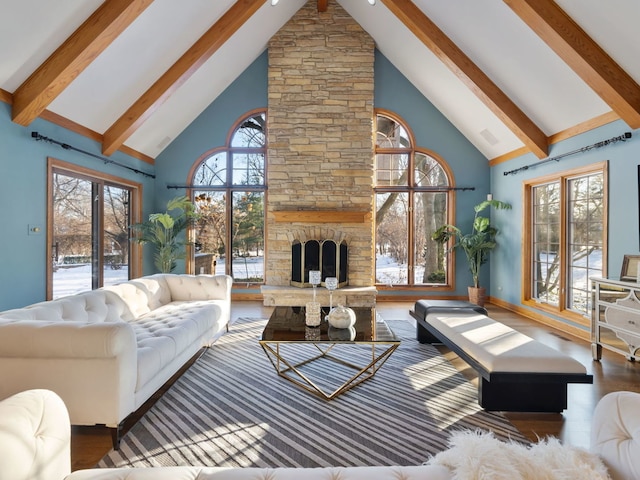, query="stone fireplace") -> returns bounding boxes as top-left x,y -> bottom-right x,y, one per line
261,0 -> 376,308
